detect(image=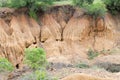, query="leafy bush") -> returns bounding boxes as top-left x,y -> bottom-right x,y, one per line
102,0 -> 120,14
0,0 -> 120,18
24,48 -> 47,69
20,70 -> 58,80
76,62 -> 89,68
0,0 -> 7,7
23,48 -> 58,80
0,58 -> 14,72
0,0 -> 54,19
73,0 -> 107,18
2,0 -> 53,9
73,0 -> 94,7
84,1 -> 107,19
73,0 -> 120,15
53,0 -> 73,6
35,70 -> 58,80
